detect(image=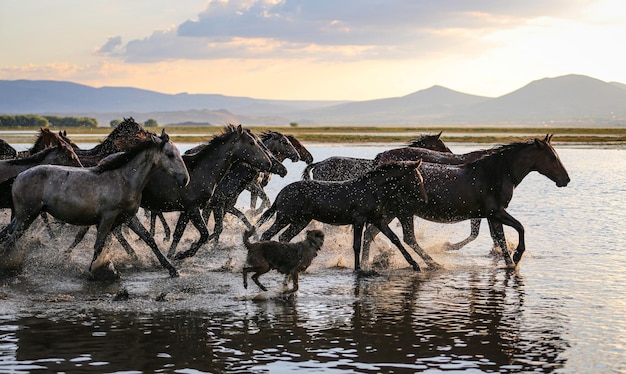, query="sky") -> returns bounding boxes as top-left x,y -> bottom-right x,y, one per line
1,0 -> 626,101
